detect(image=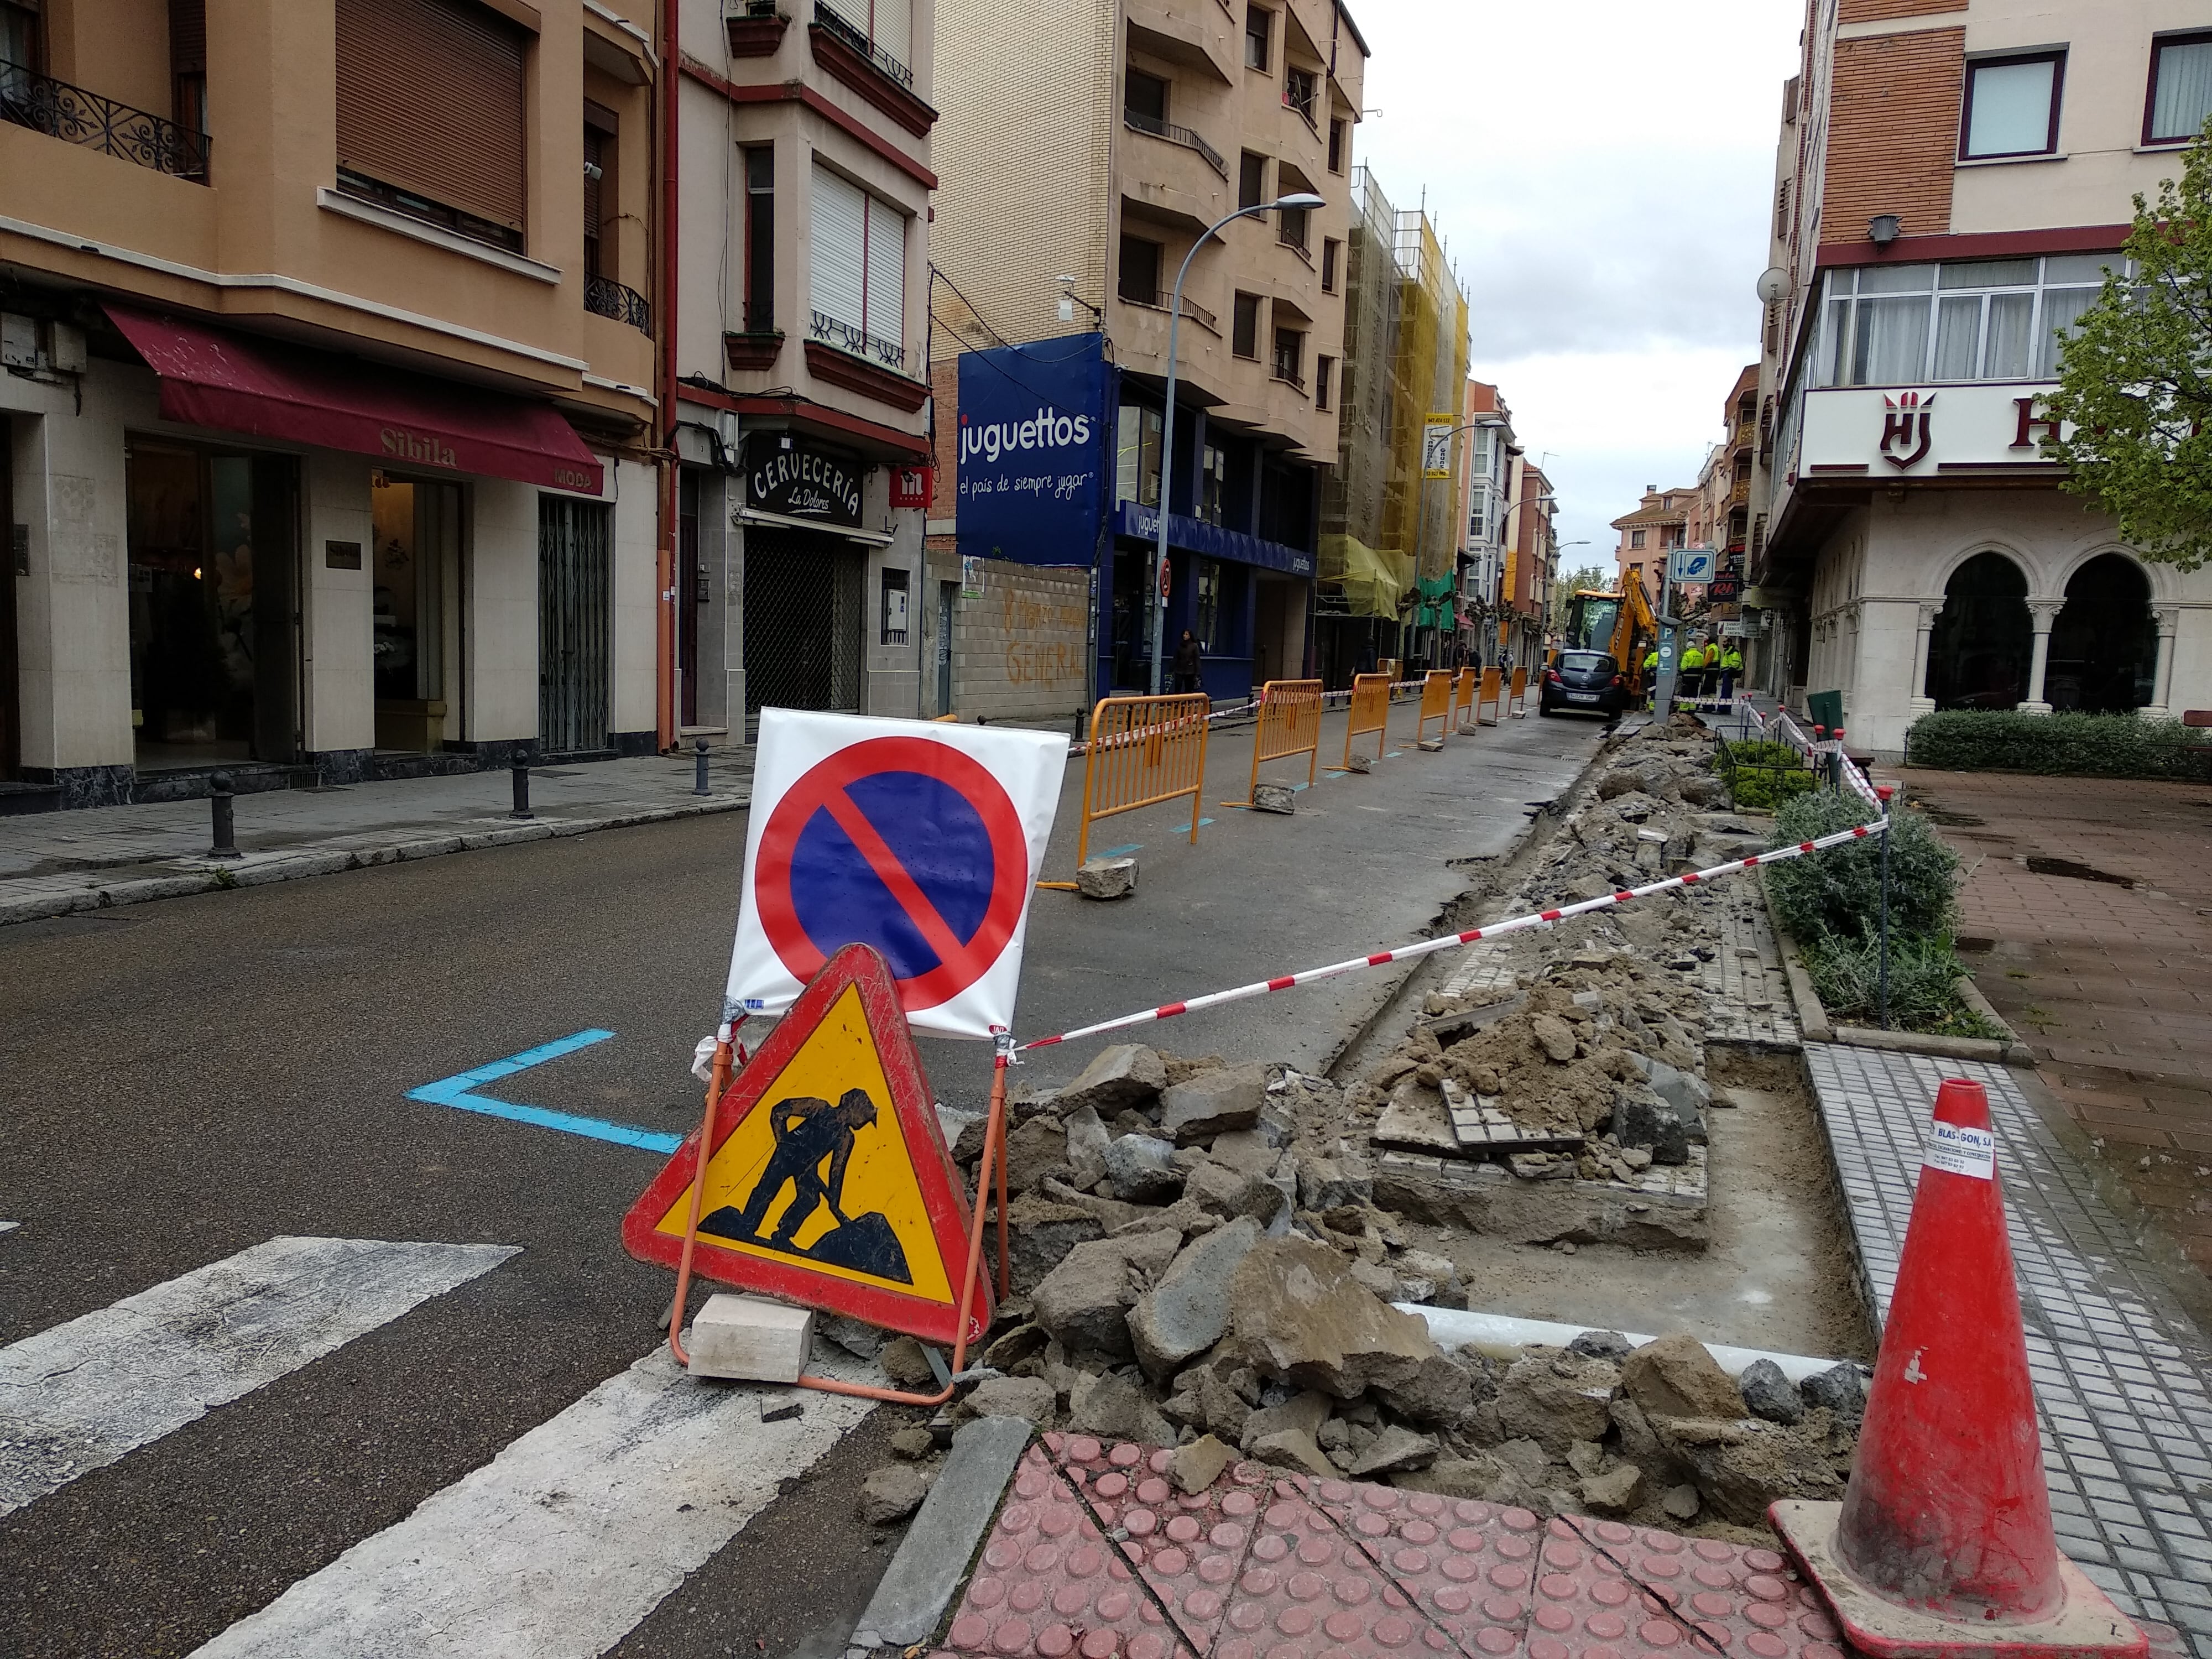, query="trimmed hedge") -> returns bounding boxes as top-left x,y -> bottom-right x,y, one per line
1906,709 -> 2212,779
1802,932 -> 2002,1039
1765,790 -> 1958,945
